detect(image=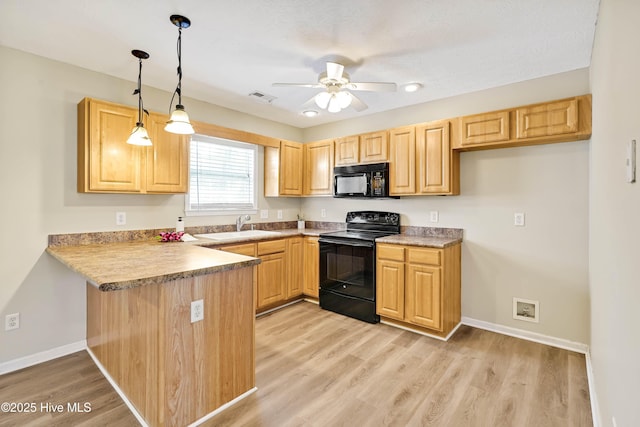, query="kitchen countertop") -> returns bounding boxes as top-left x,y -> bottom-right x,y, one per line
46,227 -> 462,291
375,234 -> 462,248
46,240 -> 260,291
